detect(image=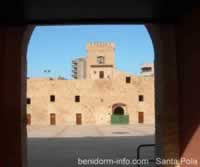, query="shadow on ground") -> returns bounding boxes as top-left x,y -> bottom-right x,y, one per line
28,135 -> 155,167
